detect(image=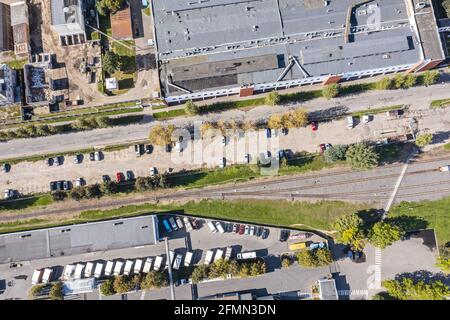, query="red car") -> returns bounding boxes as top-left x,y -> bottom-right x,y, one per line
115,172 -> 124,183
311,121 -> 318,131
238,224 -> 245,235
319,143 -> 331,154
